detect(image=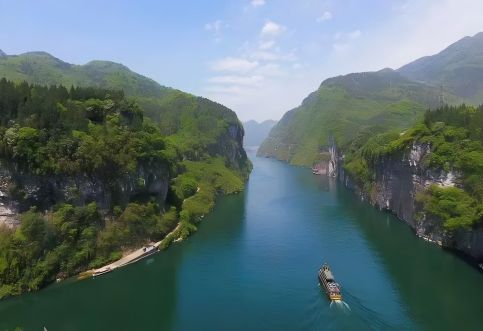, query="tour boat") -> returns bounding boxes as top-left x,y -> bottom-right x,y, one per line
318,263 -> 342,301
